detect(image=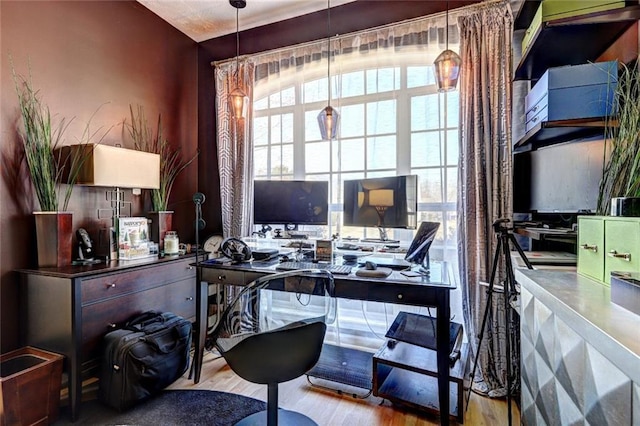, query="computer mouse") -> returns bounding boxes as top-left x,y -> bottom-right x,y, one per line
365,261 -> 377,270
